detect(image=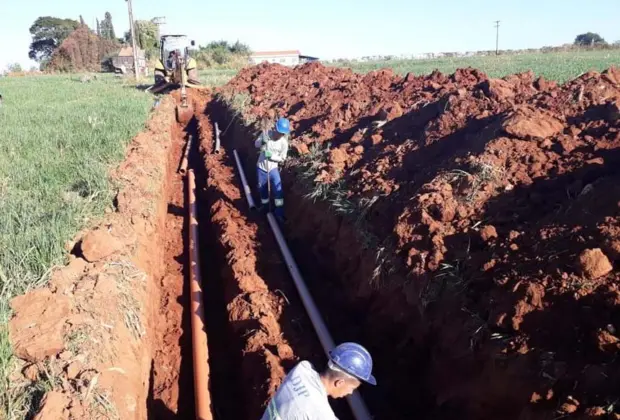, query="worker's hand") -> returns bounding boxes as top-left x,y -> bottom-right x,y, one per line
264,150 -> 273,159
